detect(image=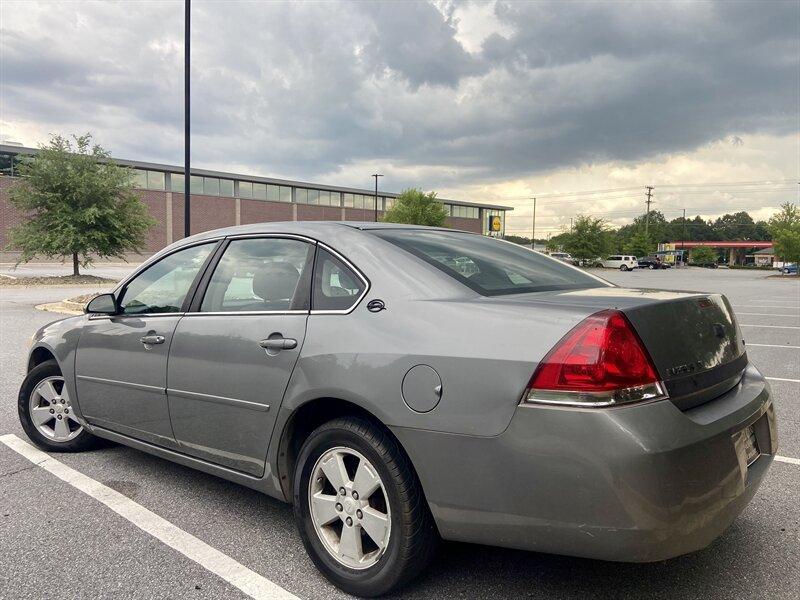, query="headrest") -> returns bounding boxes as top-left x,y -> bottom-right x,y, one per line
252,262 -> 300,303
